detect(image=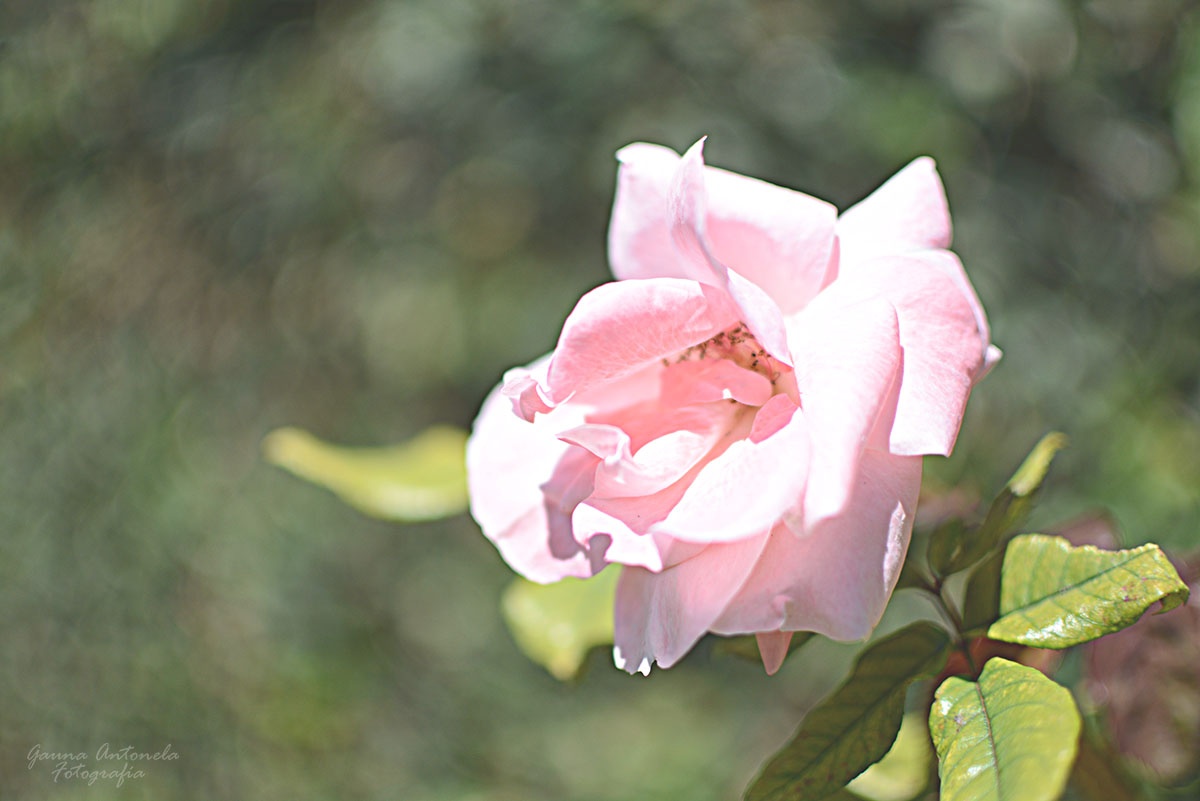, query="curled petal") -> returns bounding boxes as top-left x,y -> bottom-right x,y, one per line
531,278 -> 738,415
501,364 -> 553,420
559,401 -> 735,498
